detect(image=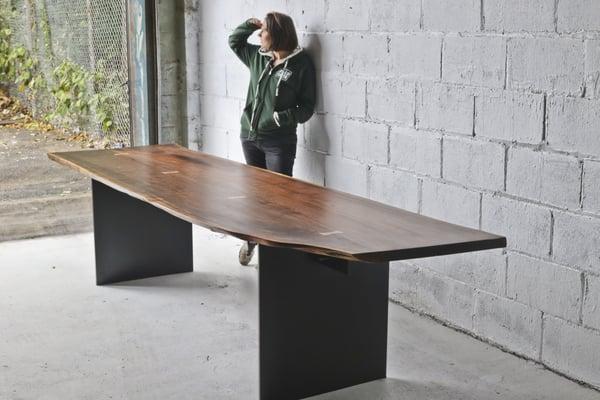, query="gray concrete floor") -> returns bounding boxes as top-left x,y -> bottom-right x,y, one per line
1,227 -> 599,400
